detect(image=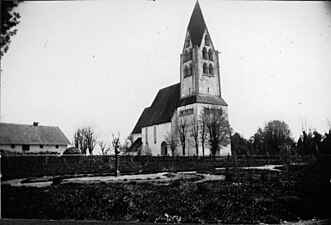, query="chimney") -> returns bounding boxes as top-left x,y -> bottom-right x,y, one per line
33,122 -> 39,126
